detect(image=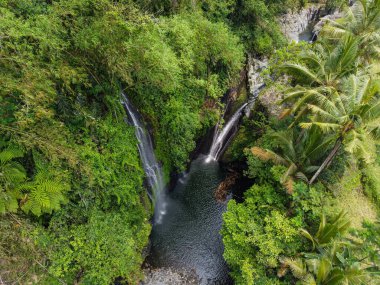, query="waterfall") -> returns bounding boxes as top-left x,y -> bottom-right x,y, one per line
205,103 -> 248,163
205,57 -> 267,163
121,93 -> 164,202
